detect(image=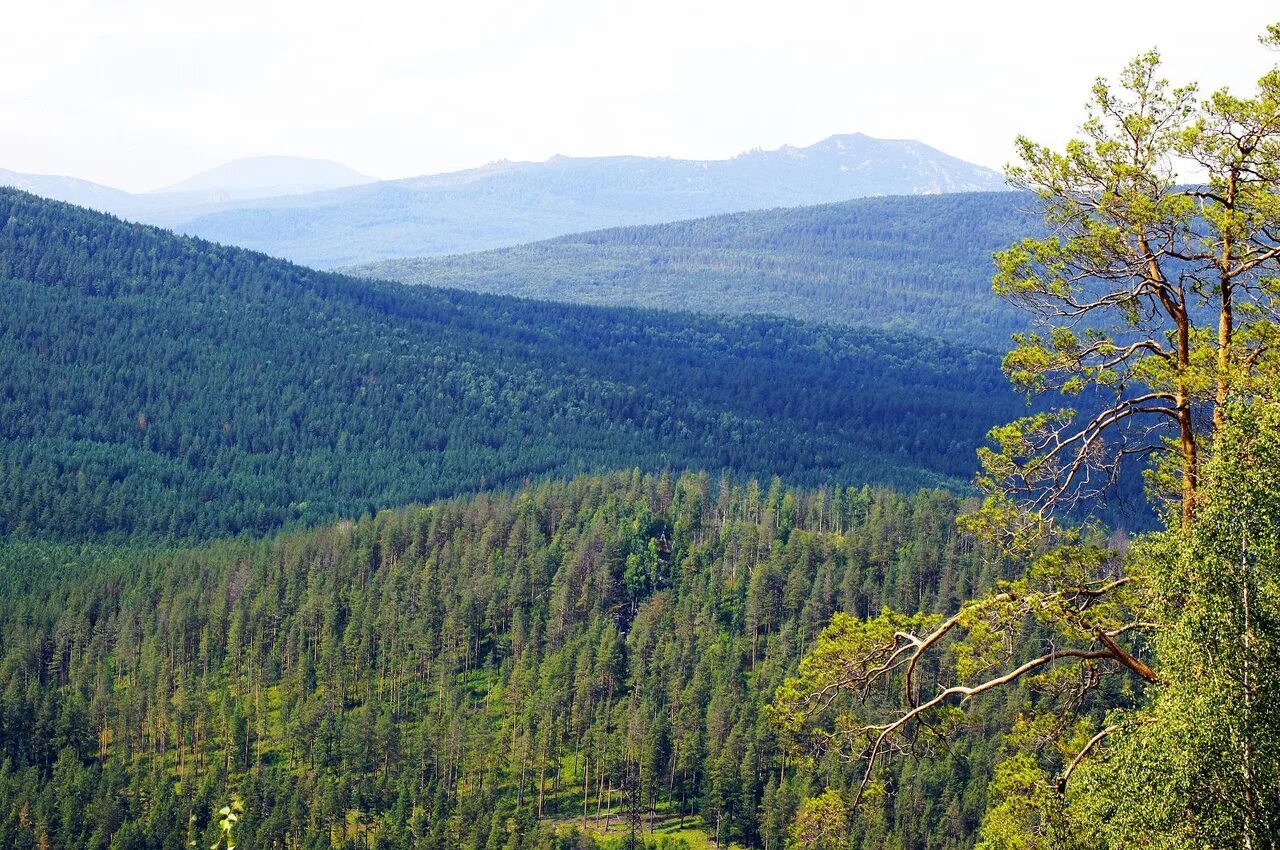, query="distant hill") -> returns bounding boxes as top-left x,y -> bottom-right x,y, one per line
0,164 -> 337,222
0,167 -> 138,211
154,154 -> 374,201
175,133 -> 1007,266
0,187 -> 1023,541
0,156 -> 374,223
348,191 -> 1035,347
